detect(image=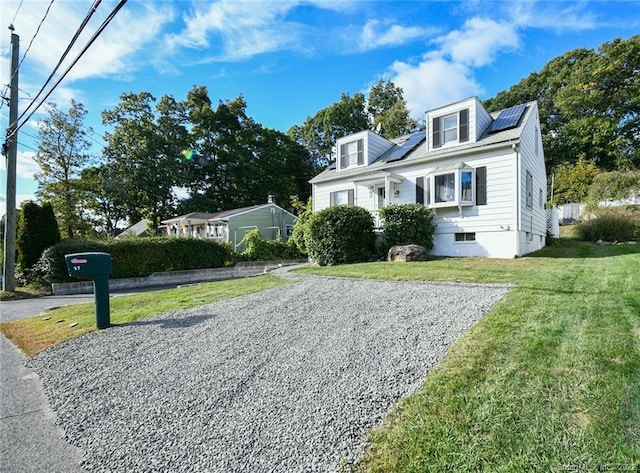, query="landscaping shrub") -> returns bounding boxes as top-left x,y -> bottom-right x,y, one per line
239,229 -> 305,261
306,206 -> 375,266
289,196 -> 313,255
36,238 -> 232,283
17,201 -> 60,271
36,239 -> 108,283
379,204 -> 436,252
575,207 -> 638,242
